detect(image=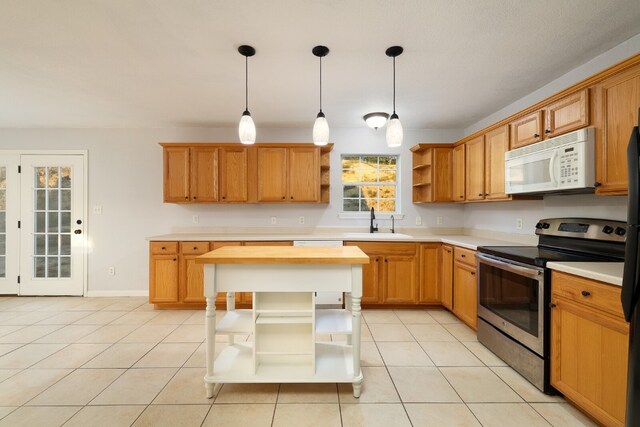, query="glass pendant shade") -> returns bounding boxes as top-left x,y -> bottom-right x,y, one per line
238,111 -> 256,145
313,113 -> 329,146
386,114 -> 403,147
